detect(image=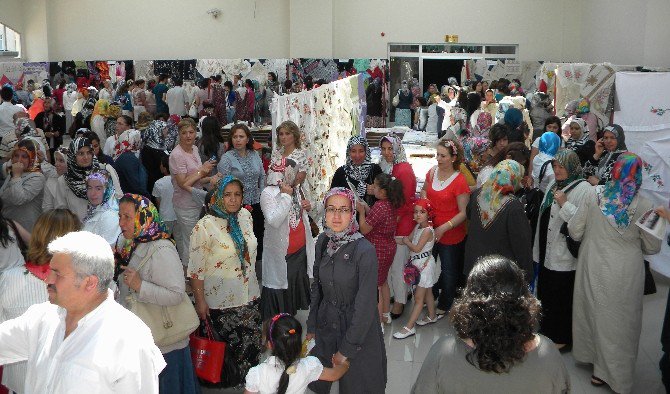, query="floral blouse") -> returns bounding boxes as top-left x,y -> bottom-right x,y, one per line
187,208 -> 260,309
